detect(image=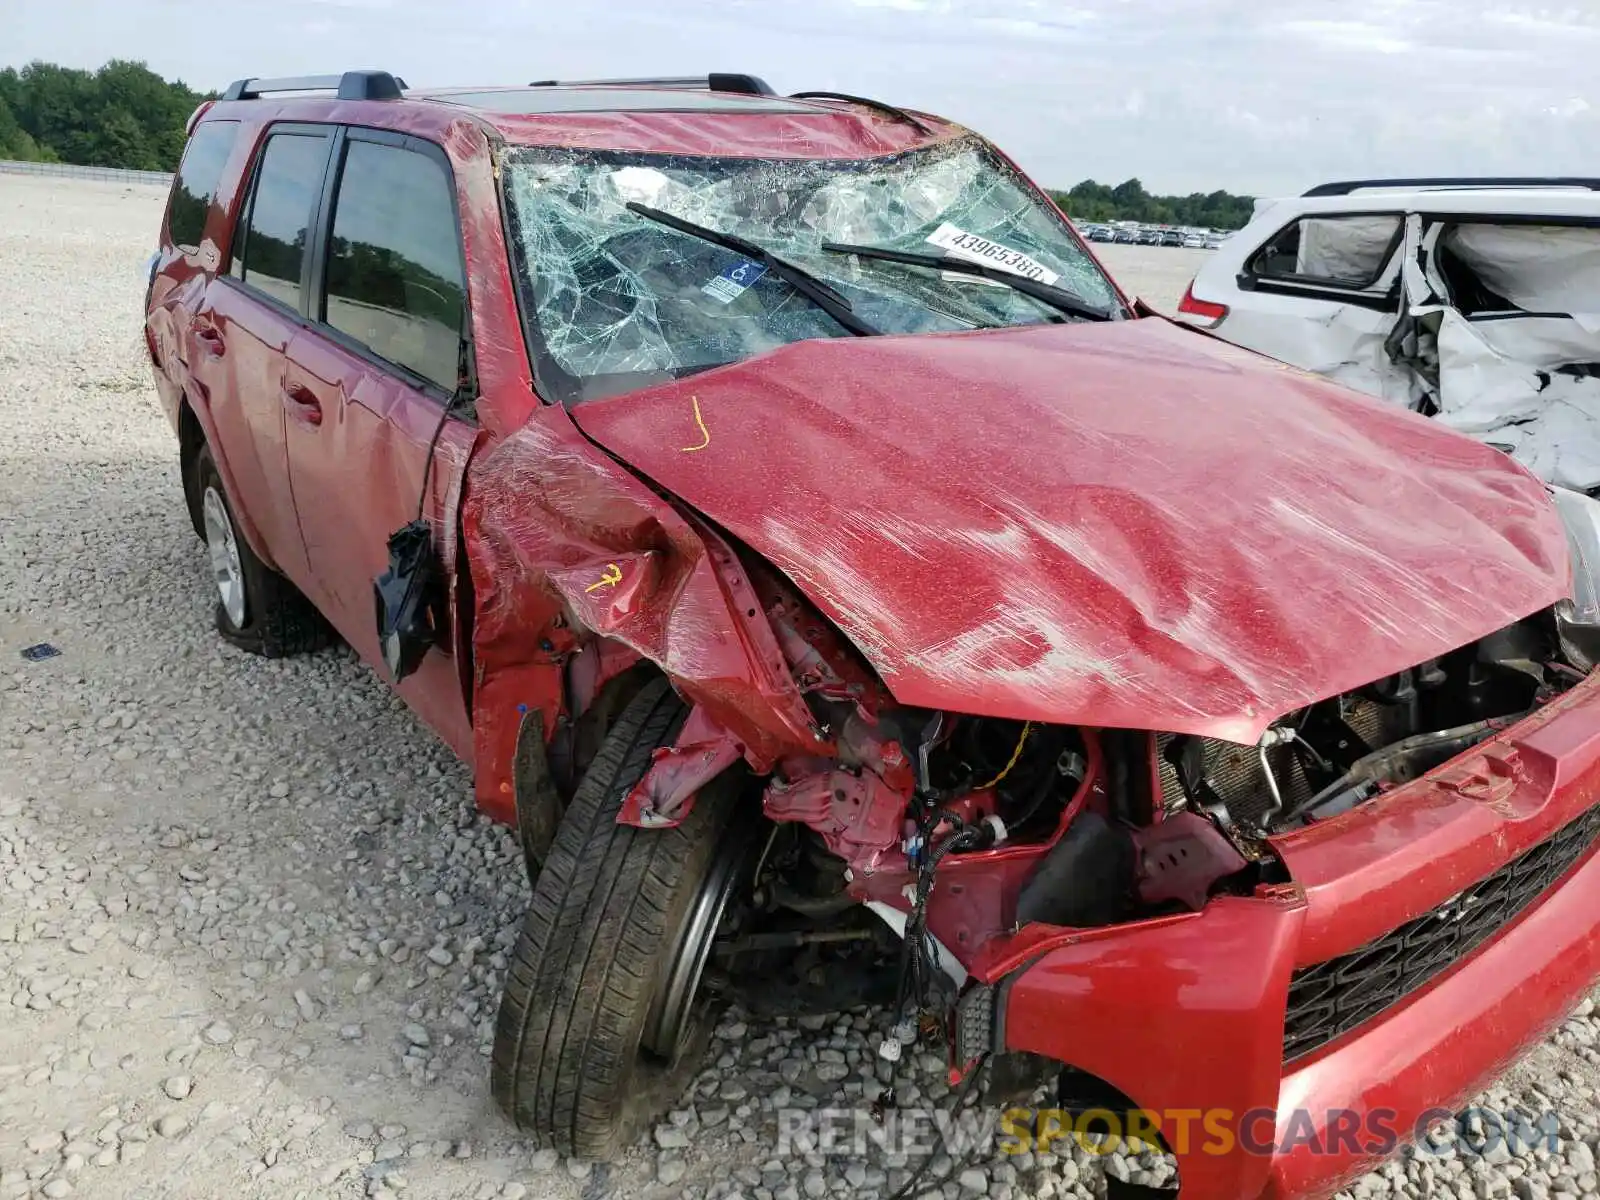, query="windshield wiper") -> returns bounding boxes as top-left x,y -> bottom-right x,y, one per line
821,242 -> 1114,322
625,202 -> 879,337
